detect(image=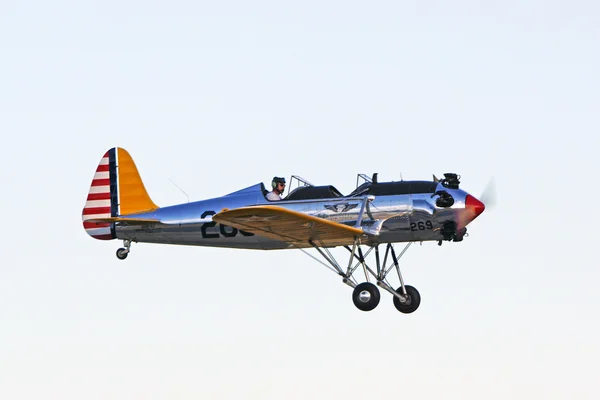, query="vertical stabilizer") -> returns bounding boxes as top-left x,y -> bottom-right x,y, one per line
82,147 -> 158,240
115,148 -> 158,215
